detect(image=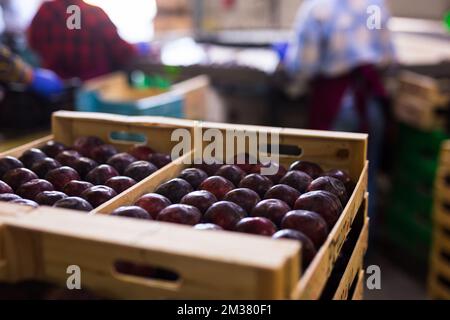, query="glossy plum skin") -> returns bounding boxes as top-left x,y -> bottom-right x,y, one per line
156,204 -> 202,226
72,157 -> 98,179
251,162 -> 287,184
294,191 -> 343,228
0,193 -> 22,202
53,196 -> 93,211
180,190 -> 217,214
63,180 -> 94,197
17,179 -> 54,201
31,158 -> 61,178
135,193 -> 172,219
238,174 -> 273,198
251,199 -> 290,227
264,184 -> 300,208
3,168 -> 38,191
281,210 -> 328,249
0,156 -> 23,178
232,153 -> 259,173
19,148 -> 47,168
11,198 -> 39,208
273,229 -> 317,269
289,160 -> 323,179
105,176 -> 137,194
124,161 -> 157,182
154,178 -> 193,203
223,188 -> 260,214
307,176 -> 348,205
45,167 -> 80,191
0,180 -> 13,194
203,201 -> 246,230
81,185 -> 117,208
85,164 -> 119,185
107,153 -> 137,175
55,150 -> 82,168
178,168 -> 208,189
279,171 -> 312,193
111,206 -> 151,220
194,223 -> 223,231
128,146 -> 154,161
148,153 -> 171,169
199,176 -> 235,200
192,159 -> 222,176
216,165 -> 246,186
40,141 -> 67,158
35,191 -> 67,206
235,217 -> 277,236
73,136 -> 104,157
90,144 -> 118,164
322,169 -> 355,194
